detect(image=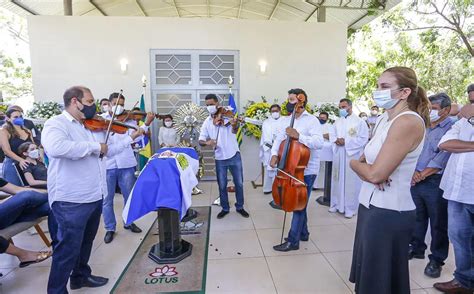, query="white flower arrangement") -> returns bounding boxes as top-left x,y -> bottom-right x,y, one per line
312,102 -> 340,123
27,101 -> 63,130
